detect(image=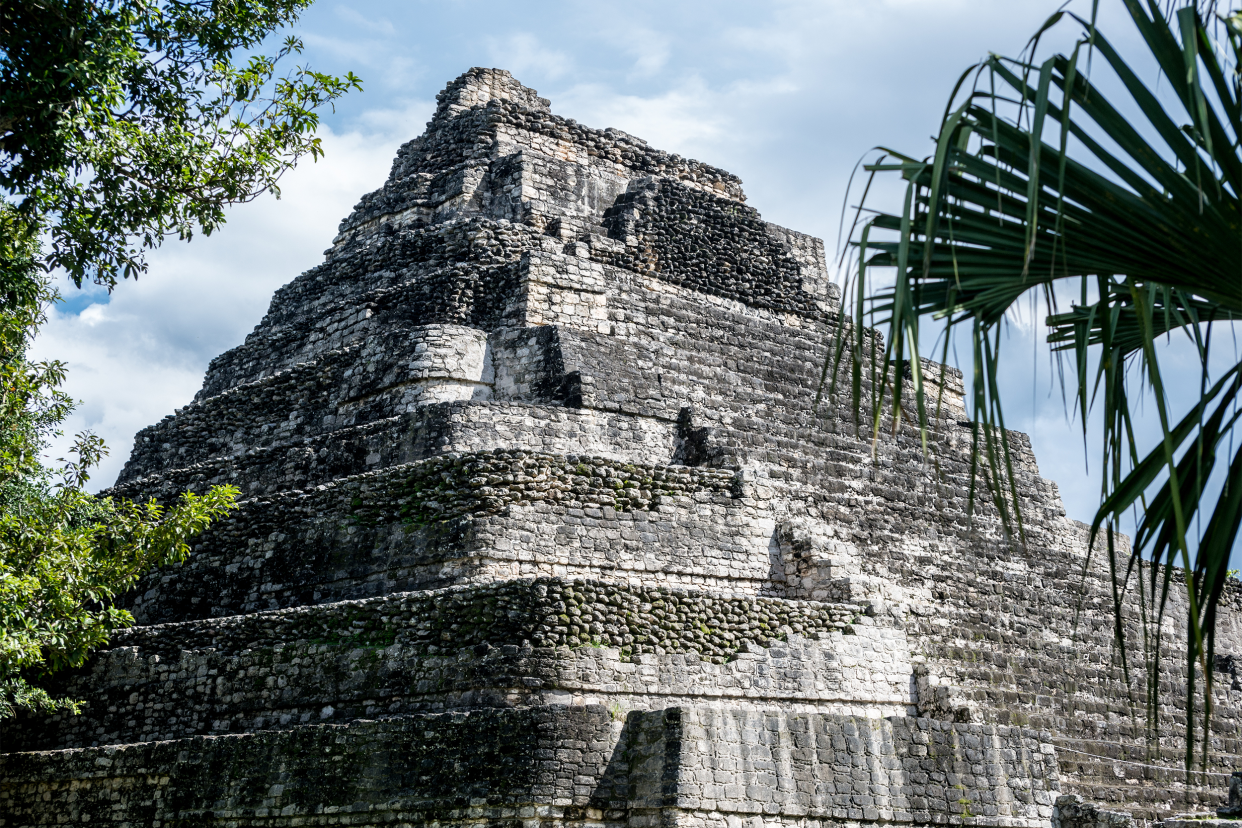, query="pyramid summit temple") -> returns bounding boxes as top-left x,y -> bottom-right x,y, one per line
4,68 -> 1242,828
